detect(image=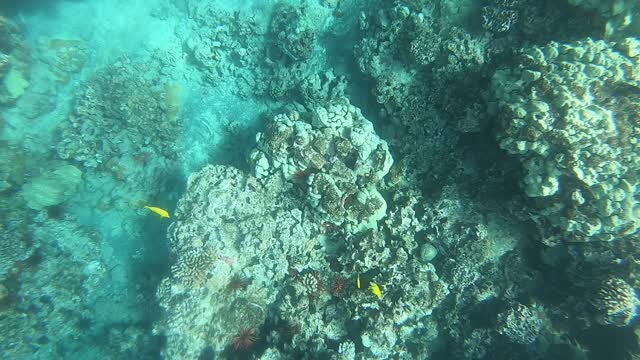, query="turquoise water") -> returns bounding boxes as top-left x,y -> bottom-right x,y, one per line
1,0 -> 639,359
